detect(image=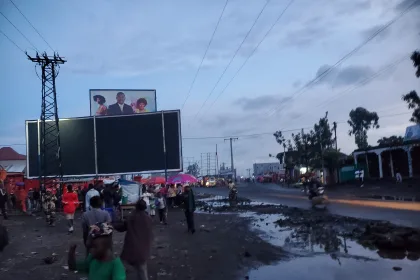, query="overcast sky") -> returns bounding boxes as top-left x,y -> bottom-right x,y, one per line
0,0 -> 419,176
